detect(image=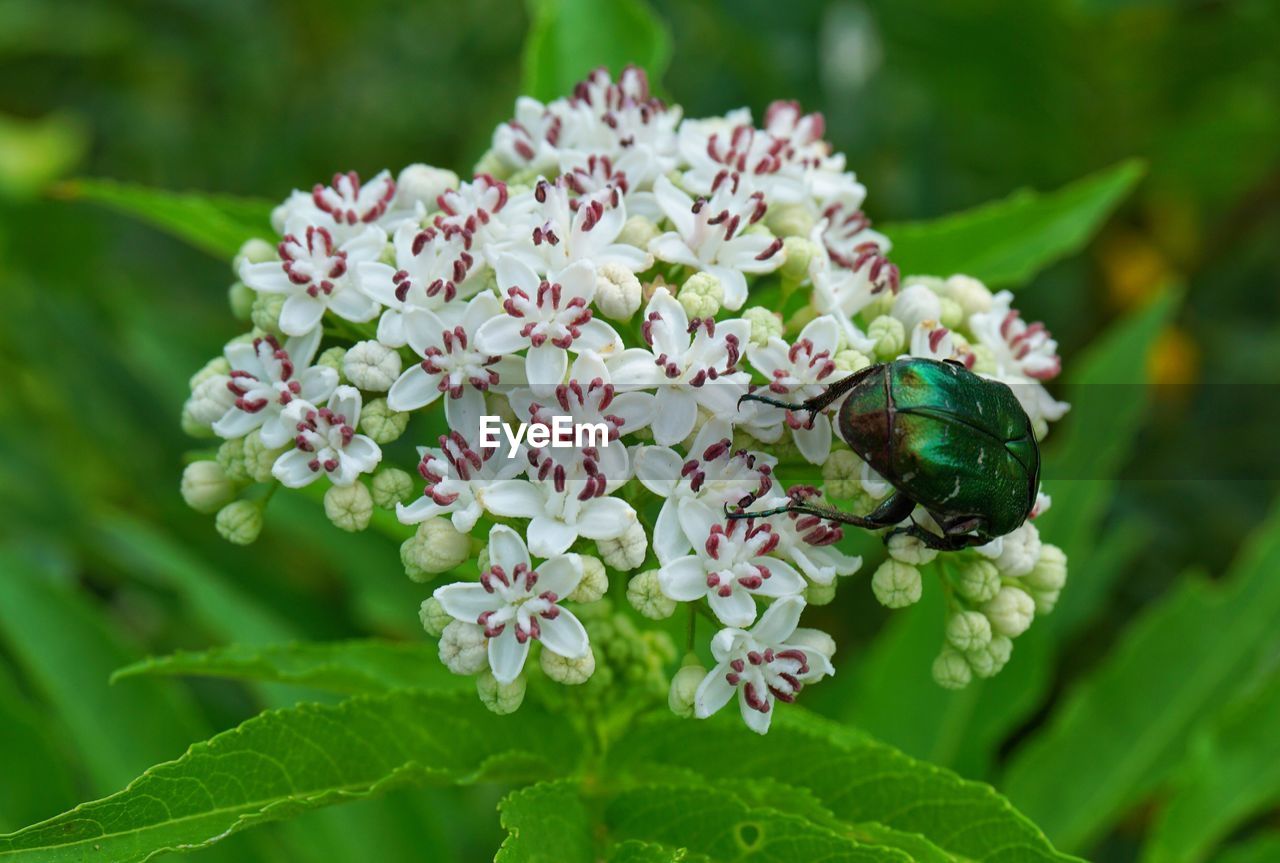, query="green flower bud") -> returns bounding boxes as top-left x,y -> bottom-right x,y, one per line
678,272 -> 724,320
324,482 -> 373,532
419,597 -> 451,638
181,405 -> 212,438
359,397 -> 409,444
627,569 -> 675,620
1029,587 -> 1061,615
966,634 -> 1013,679
742,306 -> 784,347
371,468 -> 415,509
595,262 -> 644,320
180,460 -> 236,514
228,282 -> 255,321
476,670 -> 525,714
946,610 -> 993,653
317,346 -> 348,380
867,315 -> 906,358
215,500 -> 263,545
804,579 -> 837,606
938,297 -> 964,330
1023,543 -> 1067,592
234,238 -> 277,269
942,274 -> 993,319
401,517 -> 470,581
242,431 -> 286,483
932,646 -> 973,689
396,164 -> 459,211
190,356 -> 231,389
886,531 -> 938,566
472,148 -> 510,180
216,437 -> 251,484
821,448 -> 861,500
983,586 -> 1036,638
780,236 -> 820,284
541,646 -> 596,684
619,214 -> 661,249
250,291 -> 286,335
344,340 -> 401,392
871,559 -> 922,608
569,555 -> 608,603
439,621 -> 488,675
834,349 -> 871,374
667,664 -> 706,718
597,521 -> 647,572
765,202 -> 815,238
953,558 -> 1001,604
